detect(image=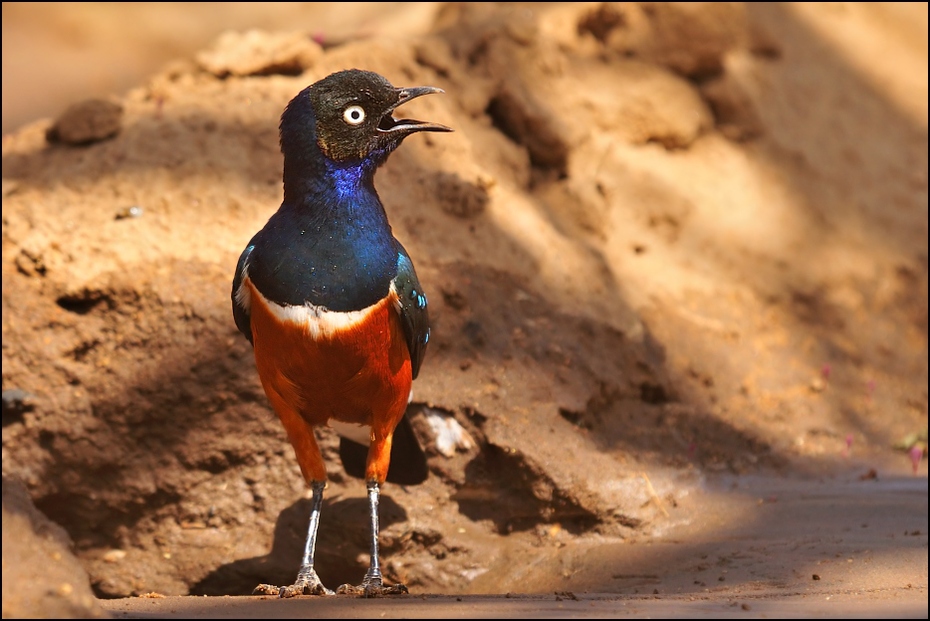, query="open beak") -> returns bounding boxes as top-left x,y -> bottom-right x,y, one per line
377,86 -> 453,135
